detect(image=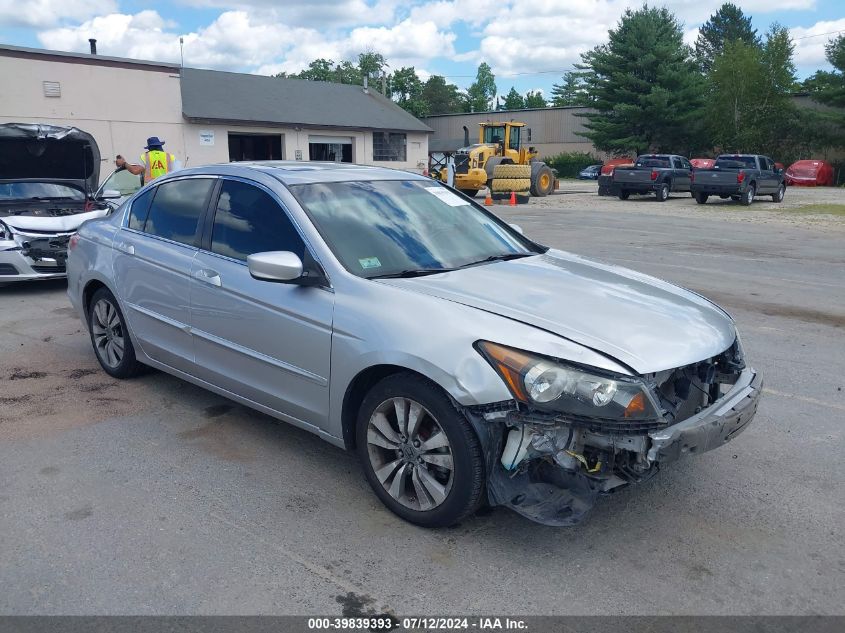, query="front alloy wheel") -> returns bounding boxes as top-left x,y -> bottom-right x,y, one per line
366,397 -> 454,511
88,287 -> 144,379
356,373 -> 485,527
